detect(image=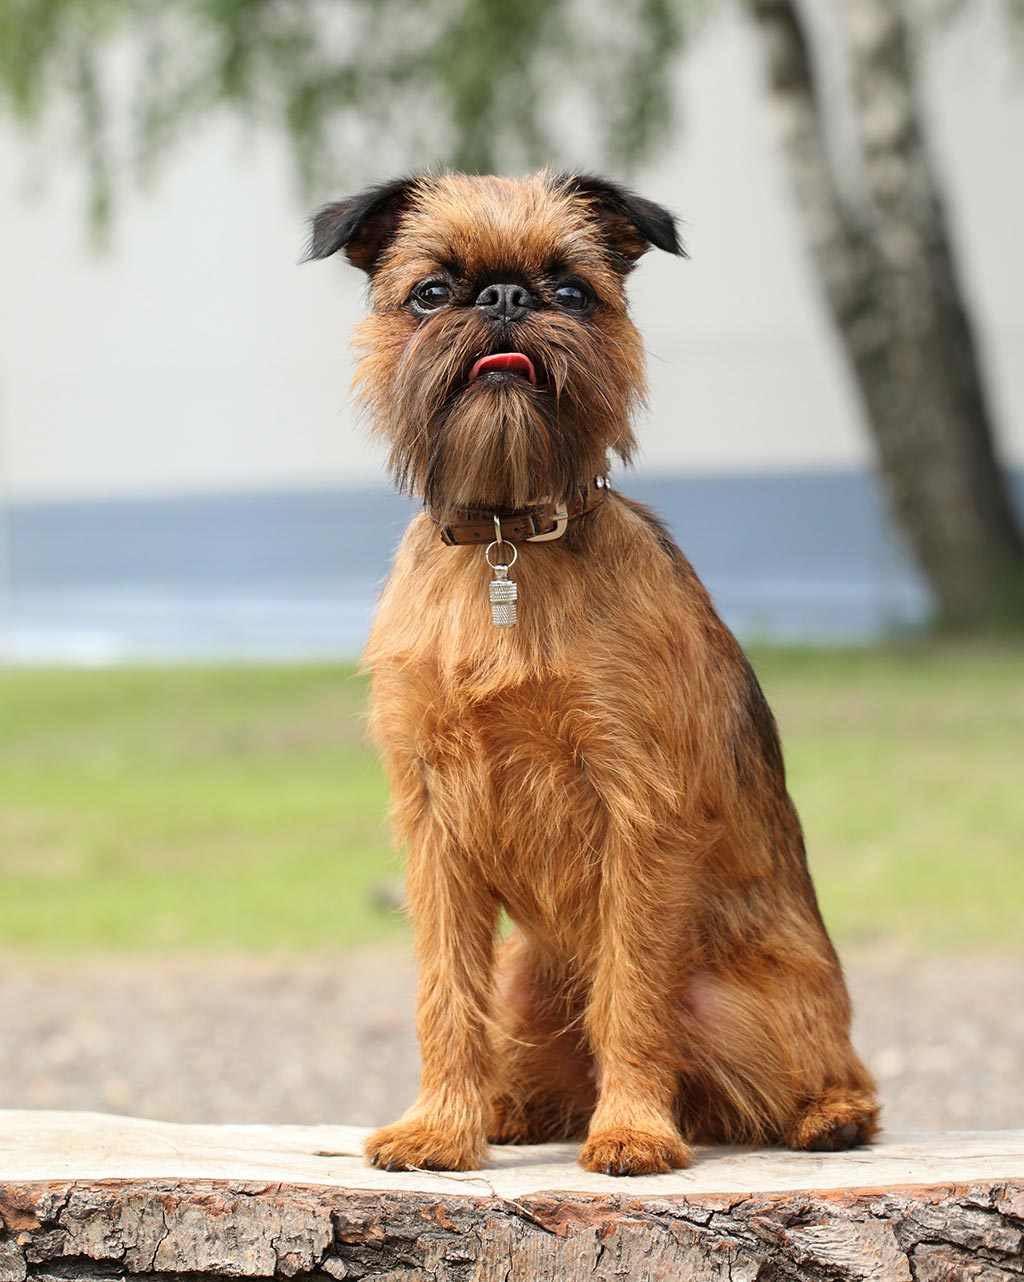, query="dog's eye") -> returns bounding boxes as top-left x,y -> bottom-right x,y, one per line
554,282 -> 593,312
411,280 -> 452,311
